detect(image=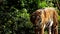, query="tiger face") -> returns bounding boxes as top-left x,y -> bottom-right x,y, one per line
30,9 -> 42,26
